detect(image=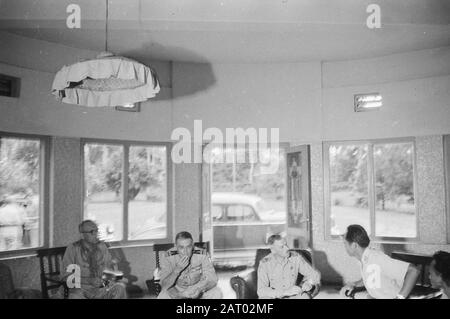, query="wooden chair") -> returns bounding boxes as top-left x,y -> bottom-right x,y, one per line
37,247 -> 69,299
145,242 -> 210,296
